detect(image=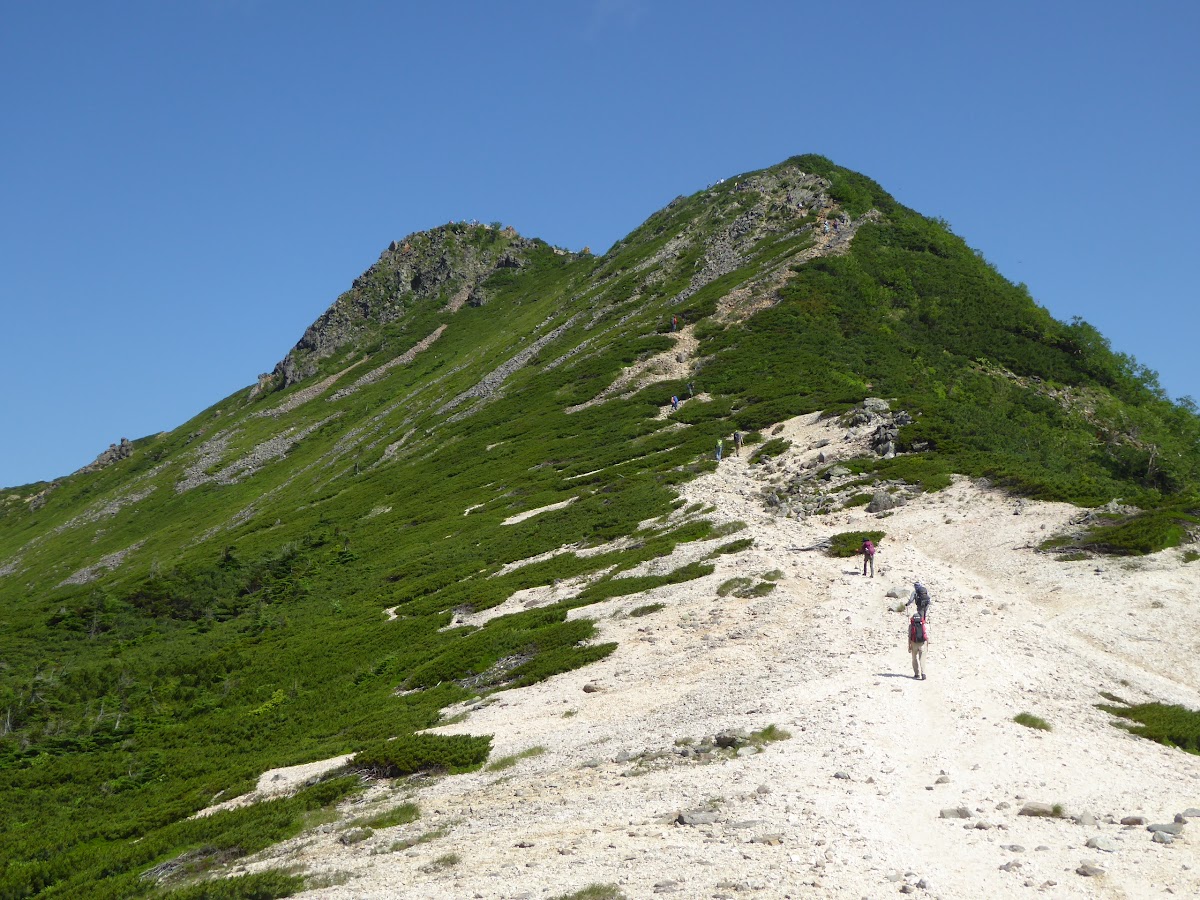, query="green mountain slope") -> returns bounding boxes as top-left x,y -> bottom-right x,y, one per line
1,155 -> 1197,898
